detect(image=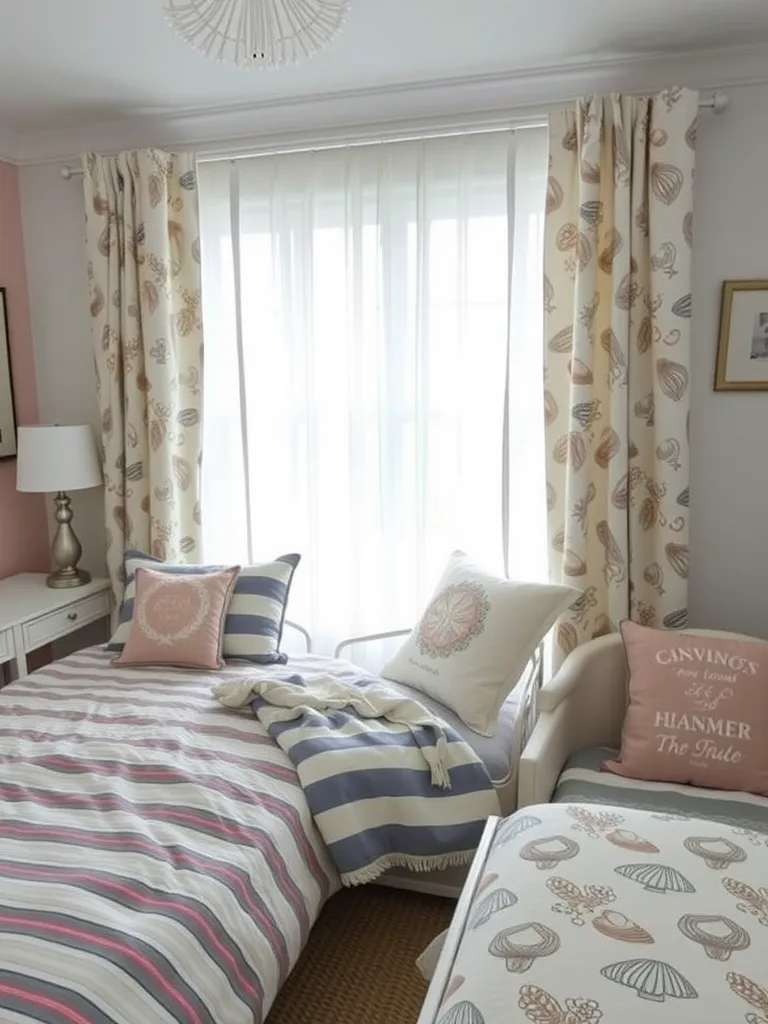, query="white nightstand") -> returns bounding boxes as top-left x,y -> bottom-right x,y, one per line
0,573 -> 111,682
